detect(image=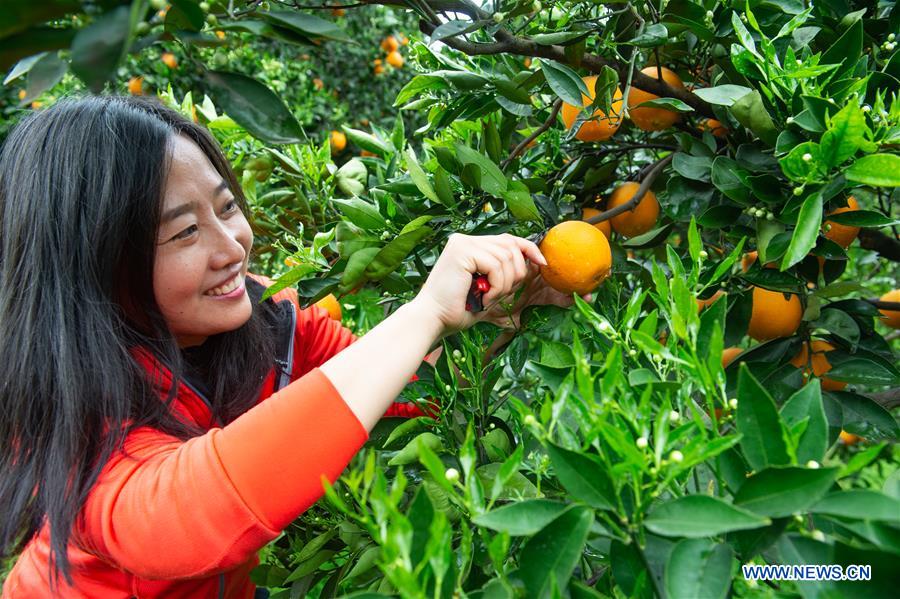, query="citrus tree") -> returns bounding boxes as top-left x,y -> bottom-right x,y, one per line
3,1 -> 900,598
